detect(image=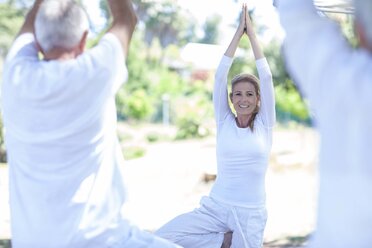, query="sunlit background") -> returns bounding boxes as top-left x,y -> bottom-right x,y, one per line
0,0 -> 353,247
